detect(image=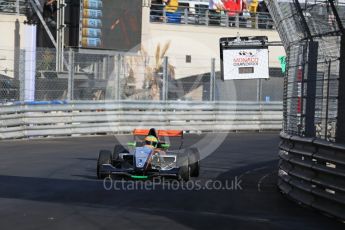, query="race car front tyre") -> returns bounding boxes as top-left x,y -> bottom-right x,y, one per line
97,150 -> 112,179
189,148 -> 200,177
178,155 -> 190,181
